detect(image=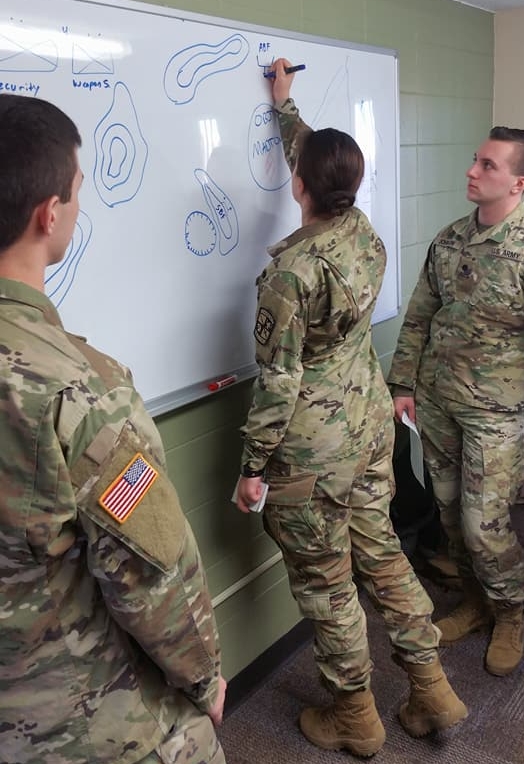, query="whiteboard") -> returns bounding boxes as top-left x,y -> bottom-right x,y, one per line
0,0 -> 400,414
